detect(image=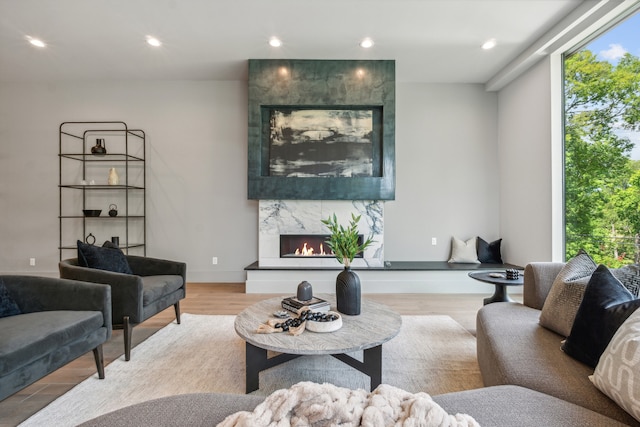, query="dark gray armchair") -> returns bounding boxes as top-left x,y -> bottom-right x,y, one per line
0,275 -> 111,401
59,255 -> 186,361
